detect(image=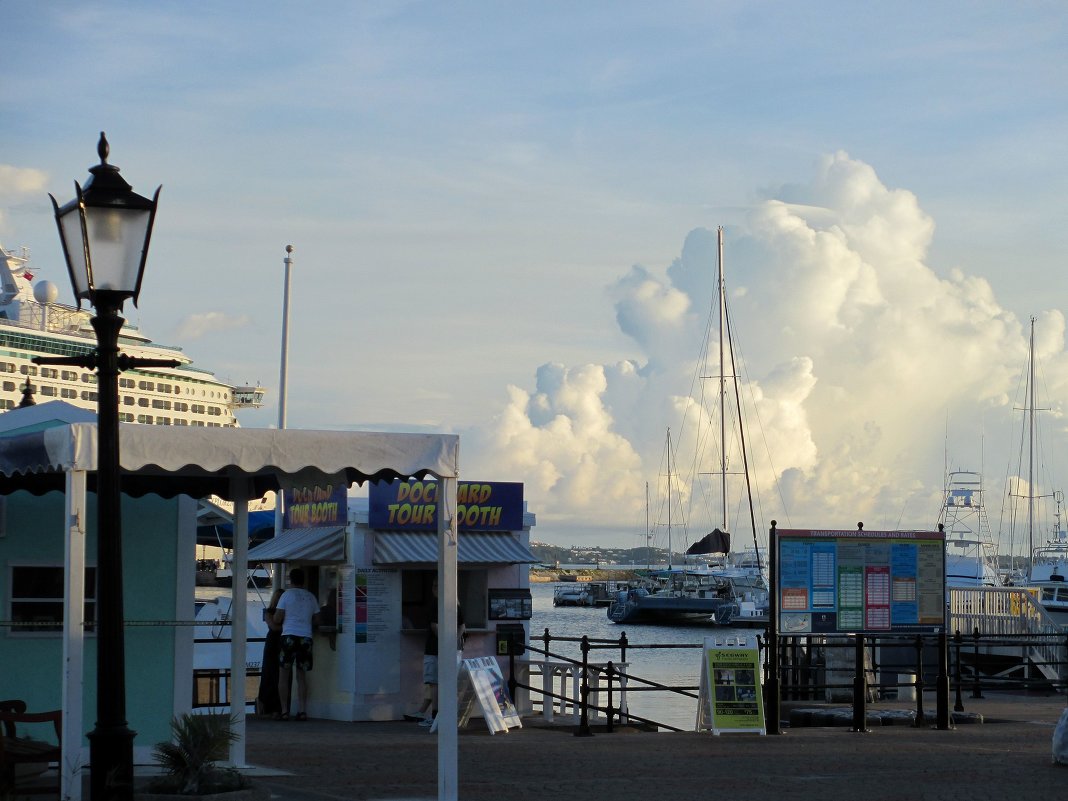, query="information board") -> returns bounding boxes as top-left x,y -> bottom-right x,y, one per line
775,528 -> 945,634
696,633 -> 765,735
